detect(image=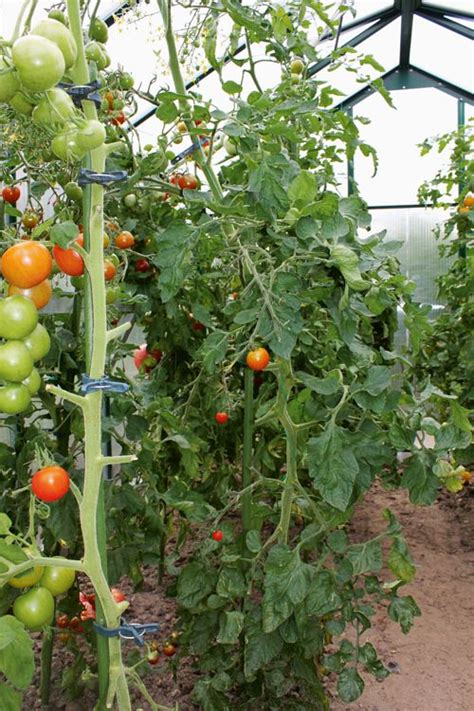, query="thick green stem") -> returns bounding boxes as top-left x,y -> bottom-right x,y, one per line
157,0 -> 224,201
40,621 -> 54,706
241,368 -> 254,534
65,2 -> 131,709
278,410 -> 298,544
